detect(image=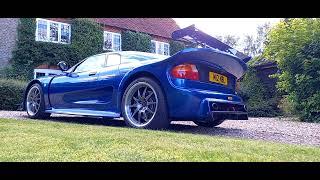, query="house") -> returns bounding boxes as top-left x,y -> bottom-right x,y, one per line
0,18 -> 181,78
0,18 -> 251,79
